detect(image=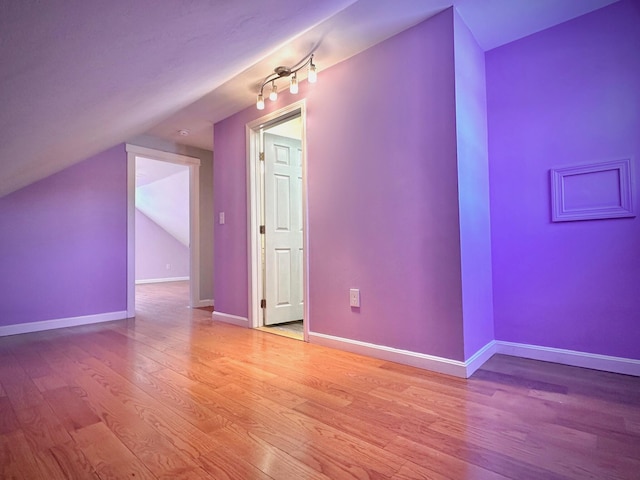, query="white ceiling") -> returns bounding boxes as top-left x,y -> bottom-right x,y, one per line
0,0 -> 618,197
